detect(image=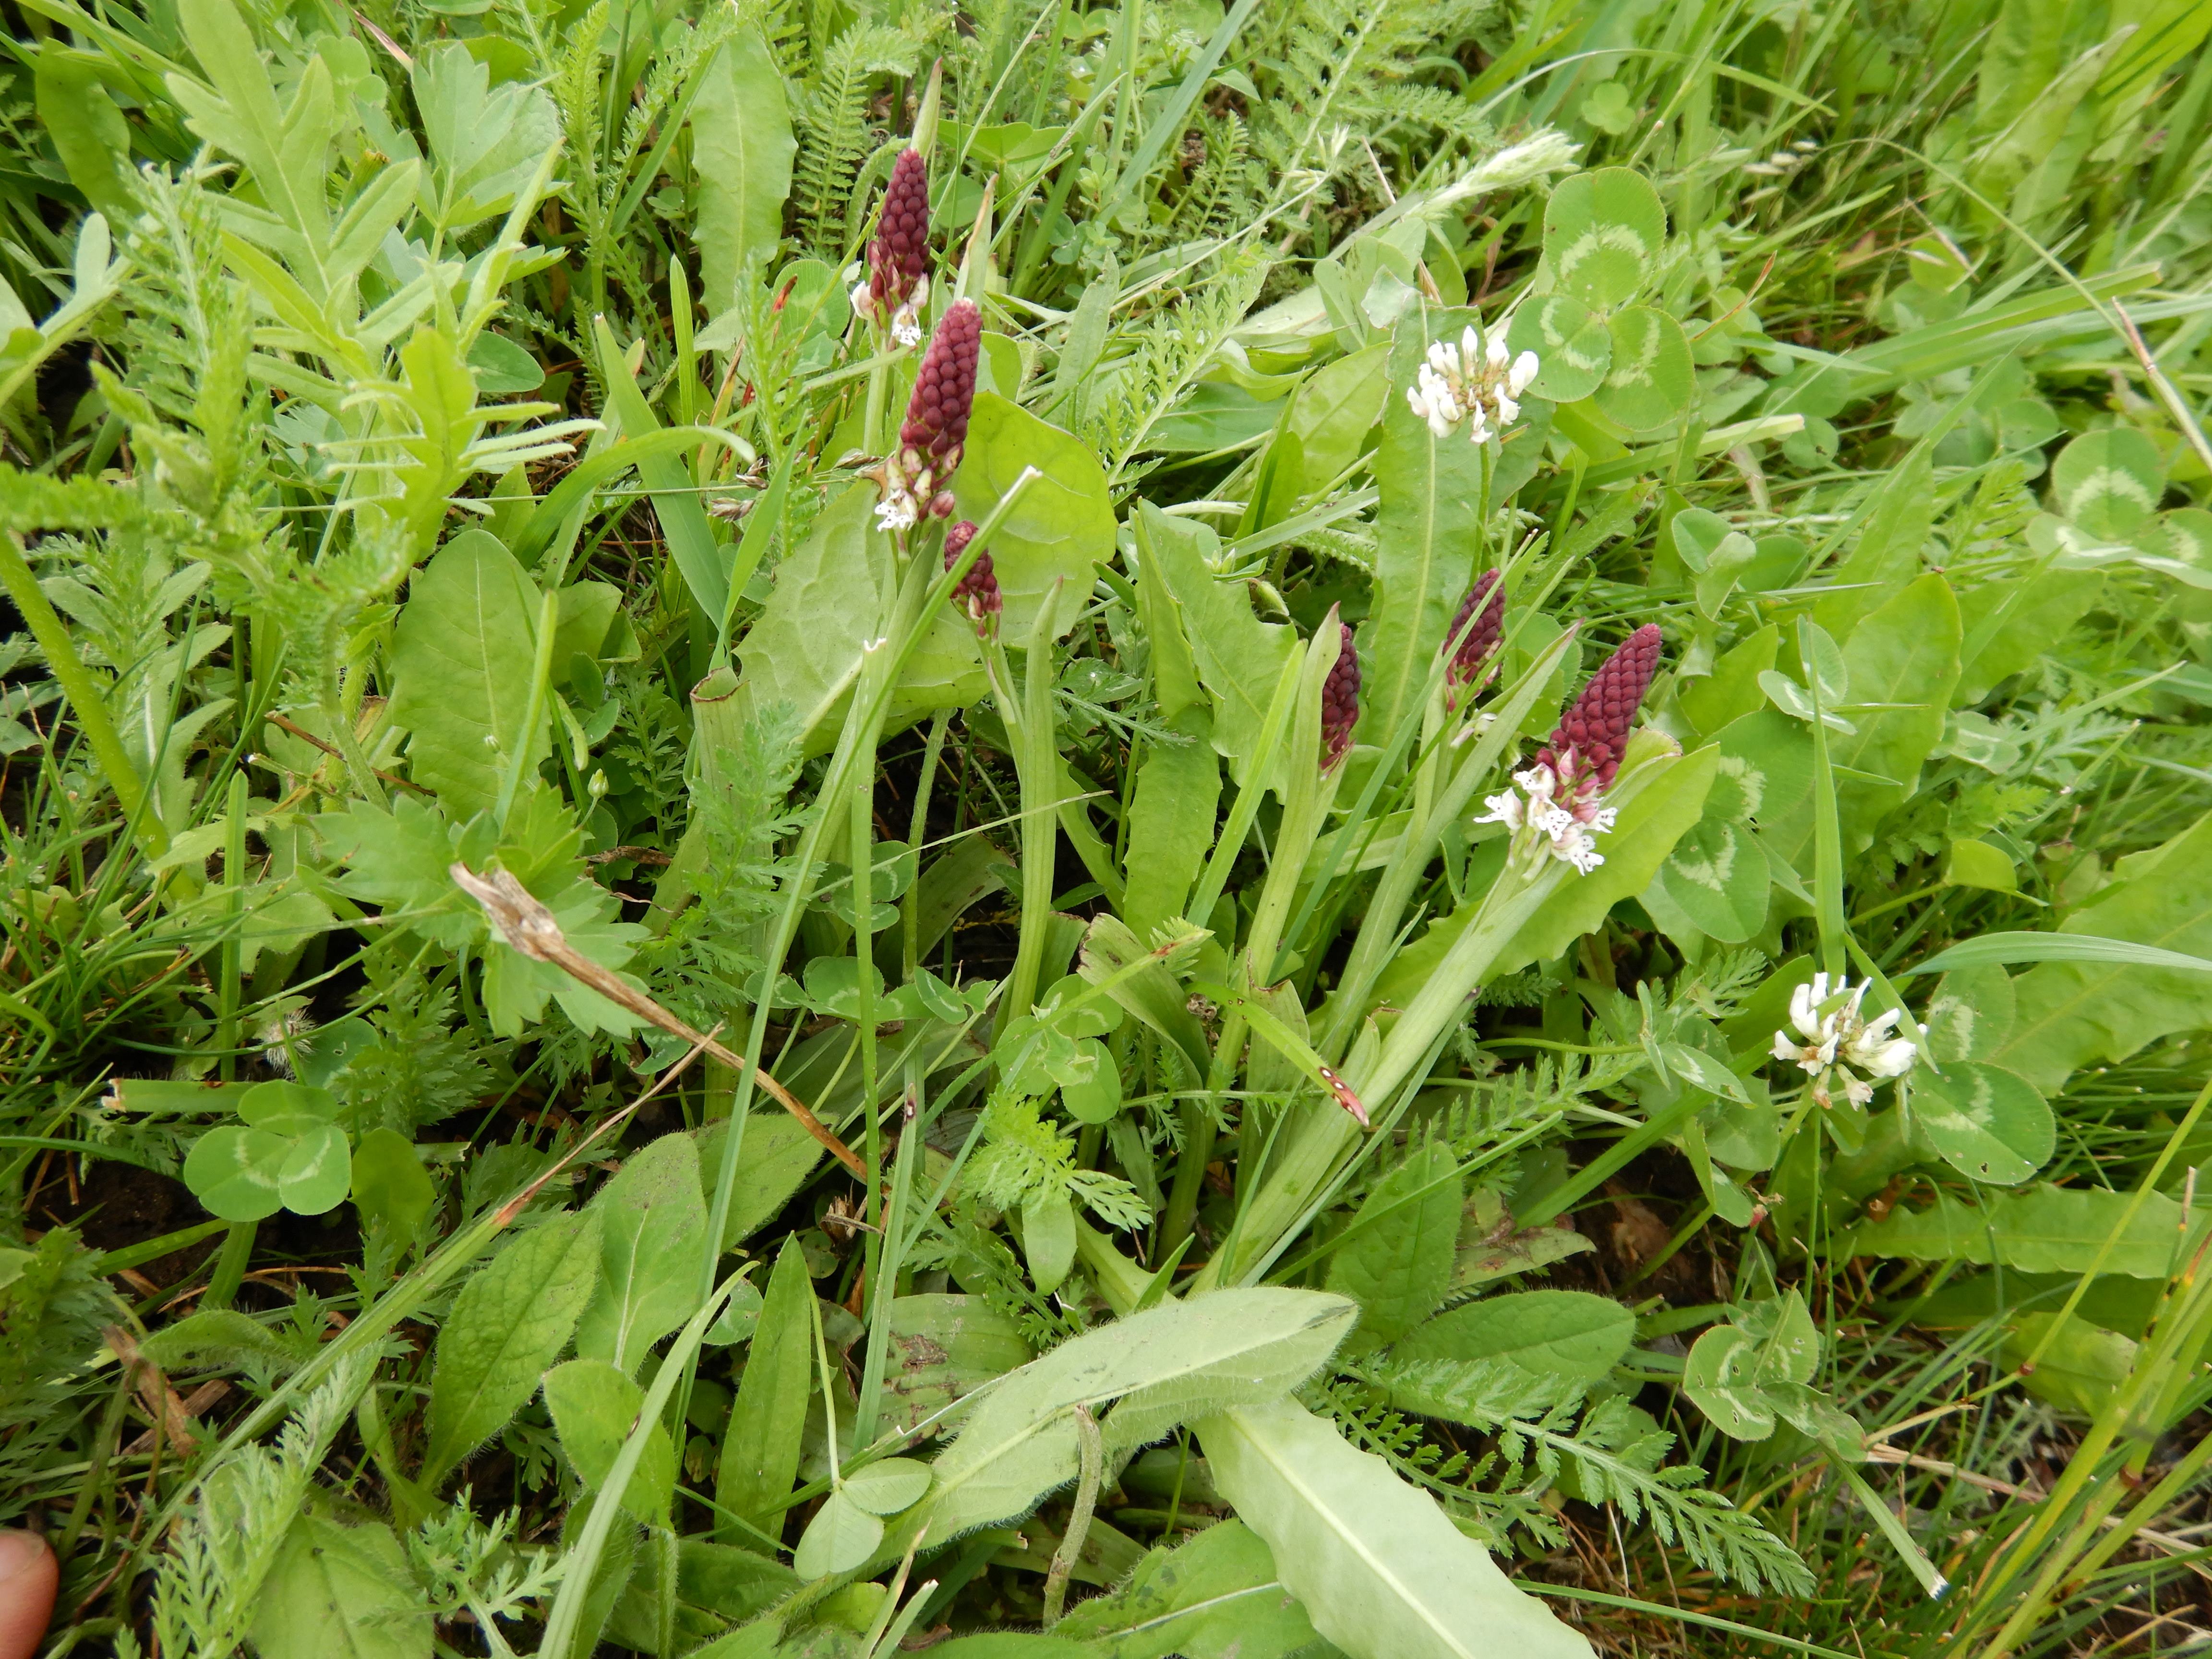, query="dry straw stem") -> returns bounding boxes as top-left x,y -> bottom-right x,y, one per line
450,863 -> 867,1178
